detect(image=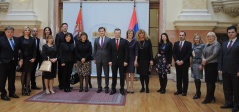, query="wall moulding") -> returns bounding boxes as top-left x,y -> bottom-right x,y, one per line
212,0 -> 239,18
0,20 -> 41,30
0,2 -> 9,12
174,20 -> 239,31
